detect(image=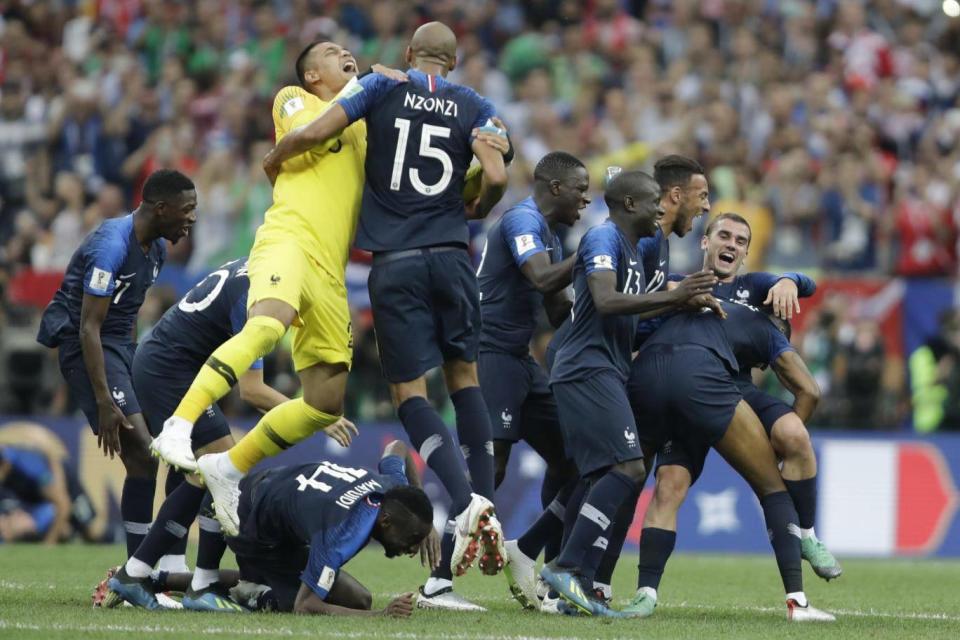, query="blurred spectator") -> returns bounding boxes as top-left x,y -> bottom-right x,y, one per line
833,319 -> 888,429
910,309 -> 960,432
